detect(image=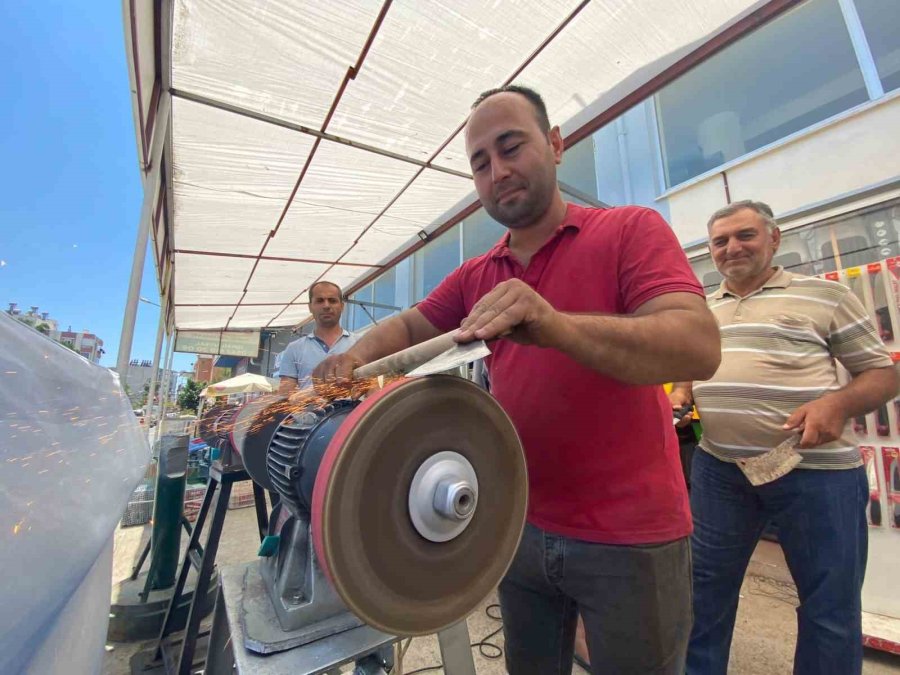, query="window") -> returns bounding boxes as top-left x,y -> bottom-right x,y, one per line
557,136 -> 599,201
656,0 -> 869,187
349,285 -> 373,331
413,224 -> 460,301
590,100 -> 670,216
855,0 -> 900,93
373,268 -> 397,321
462,211 -> 505,260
